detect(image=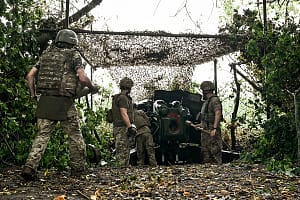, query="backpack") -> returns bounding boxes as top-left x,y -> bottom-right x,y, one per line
105,108 -> 113,123
105,94 -> 121,123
